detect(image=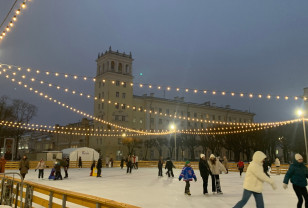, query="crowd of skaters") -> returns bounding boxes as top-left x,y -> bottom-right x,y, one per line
1,151 -> 307,208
